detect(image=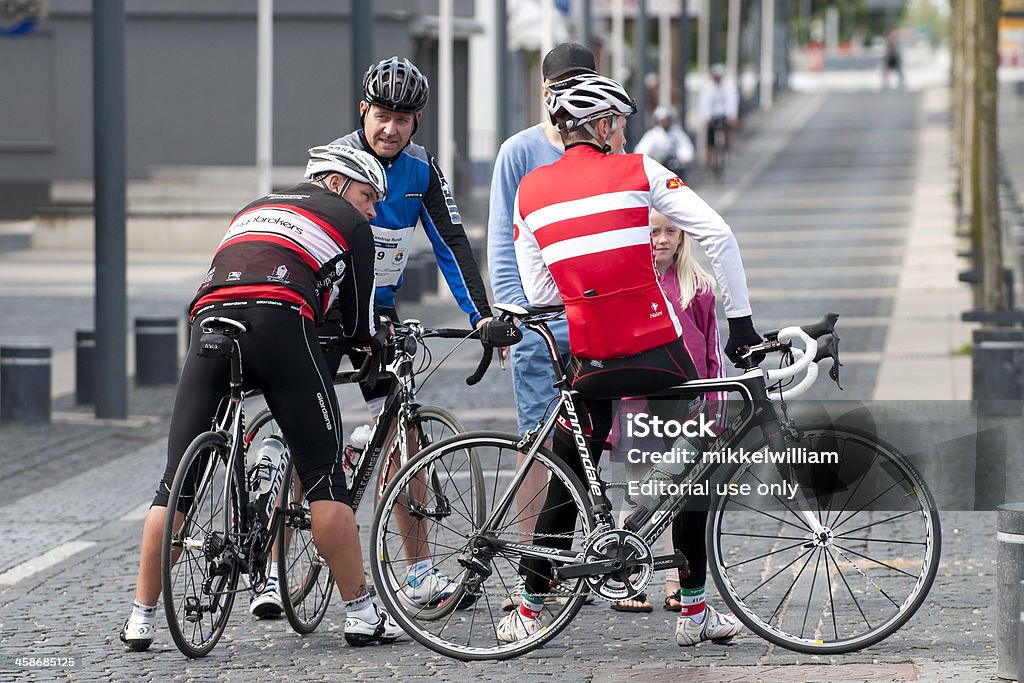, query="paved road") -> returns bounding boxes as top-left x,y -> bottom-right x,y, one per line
0,67 -> 1008,681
